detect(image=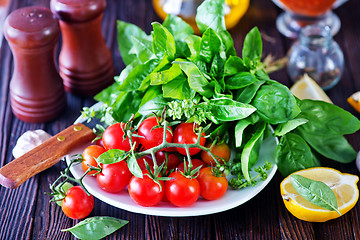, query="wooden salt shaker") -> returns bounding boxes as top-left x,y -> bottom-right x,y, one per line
4,6 -> 66,123
50,0 -> 114,96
